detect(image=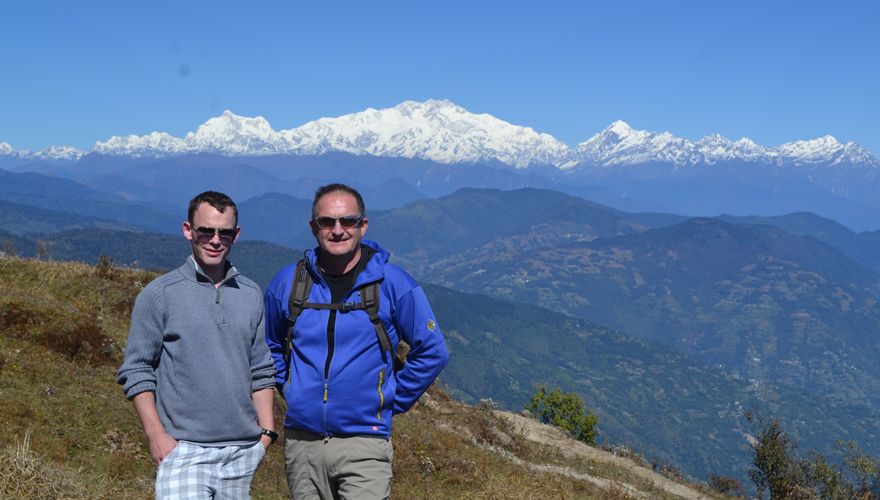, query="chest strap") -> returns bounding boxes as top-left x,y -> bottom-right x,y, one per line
284,259 -> 402,374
